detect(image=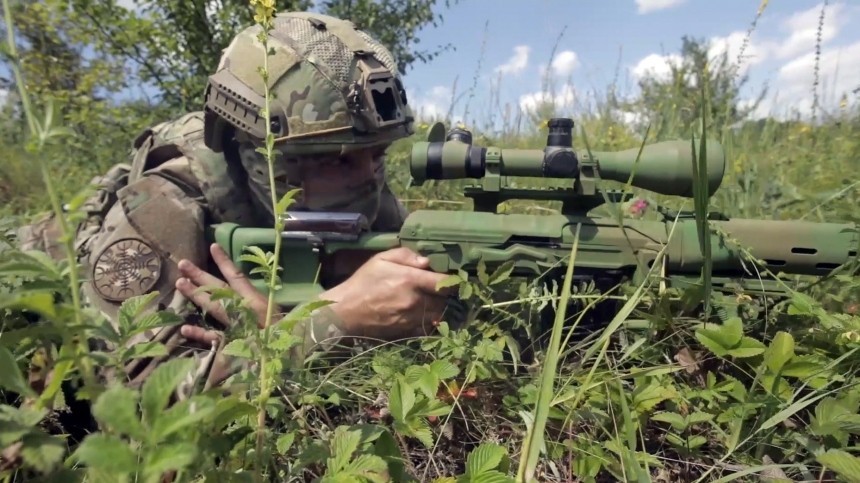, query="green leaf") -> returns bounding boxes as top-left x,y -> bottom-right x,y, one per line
651,411 -> 686,431
126,312 -> 182,338
726,337 -> 766,358
19,432 -> 65,474
817,449 -> 860,481
117,292 -> 159,334
471,471 -> 516,483
119,341 -> 168,361
341,453 -> 388,479
277,432 -> 295,454
0,347 -> 35,398
327,426 -> 362,472
222,339 -> 253,359
764,331 -> 795,373
72,434 -> 138,473
144,442 -> 198,478
430,359 -> 459,380
0,292 -> 57,320
152,396 -> 216,441
140,358 -> 195,426
488,260 -> 515,286
436,274 -> 462,292
388,376 -> 414,422
477,258 -> 489,286
466,442 -> 506,476
91,385 -> 145,441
